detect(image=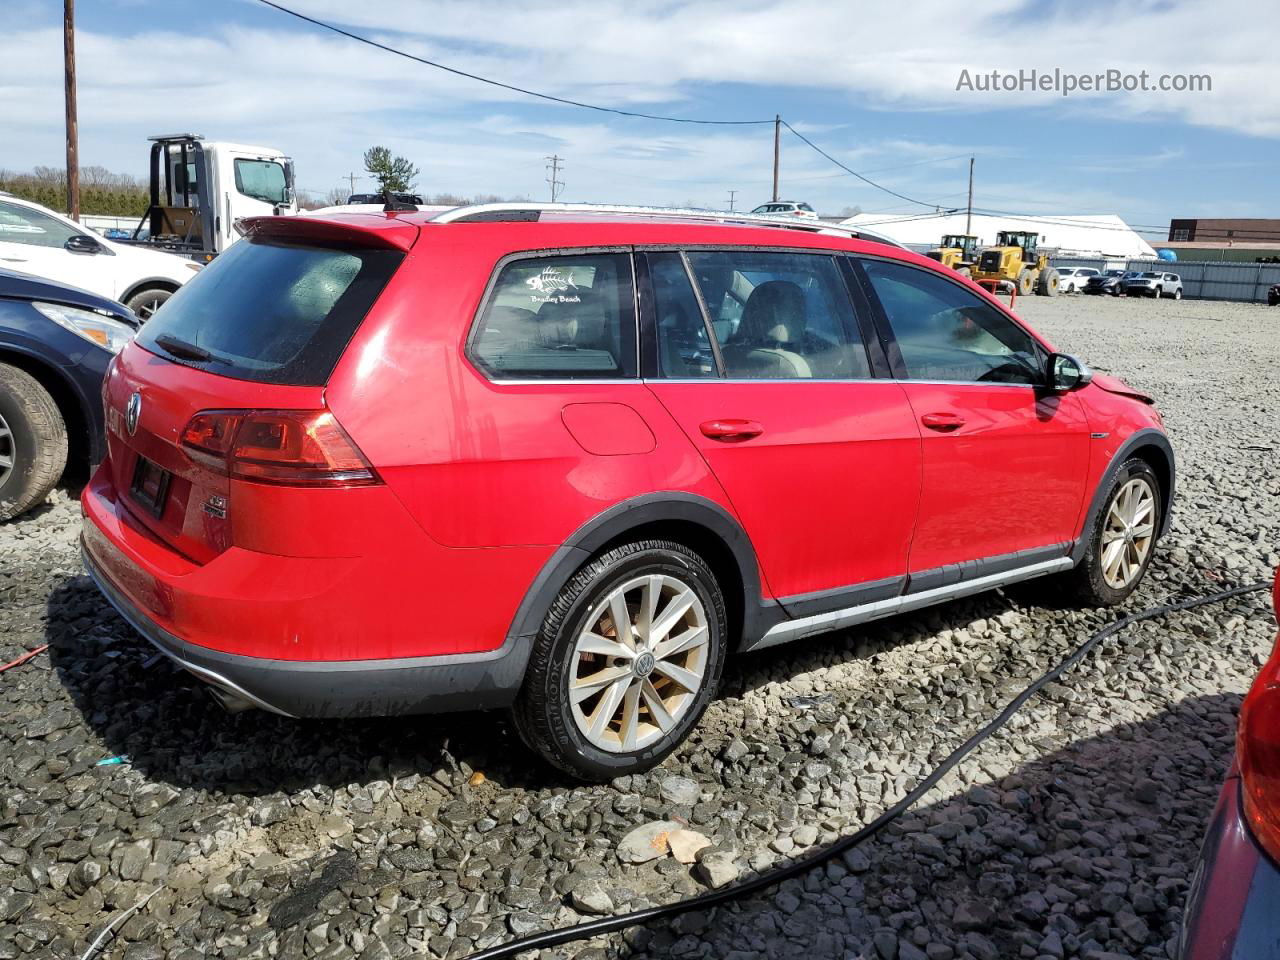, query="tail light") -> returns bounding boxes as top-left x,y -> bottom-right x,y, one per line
181,409 -> 379,487
1238,569 -> 1280,862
